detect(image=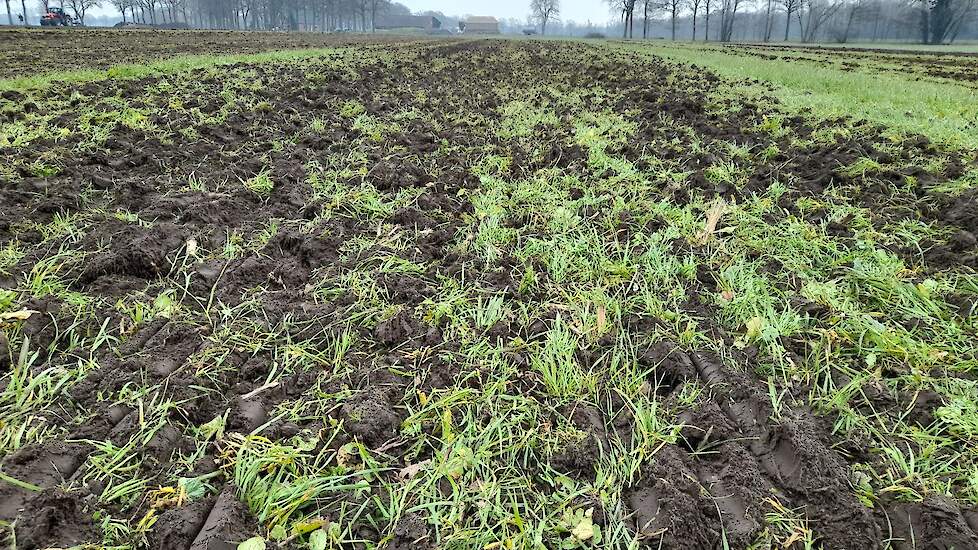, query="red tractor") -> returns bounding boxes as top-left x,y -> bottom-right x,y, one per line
40,7 -> 73,26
